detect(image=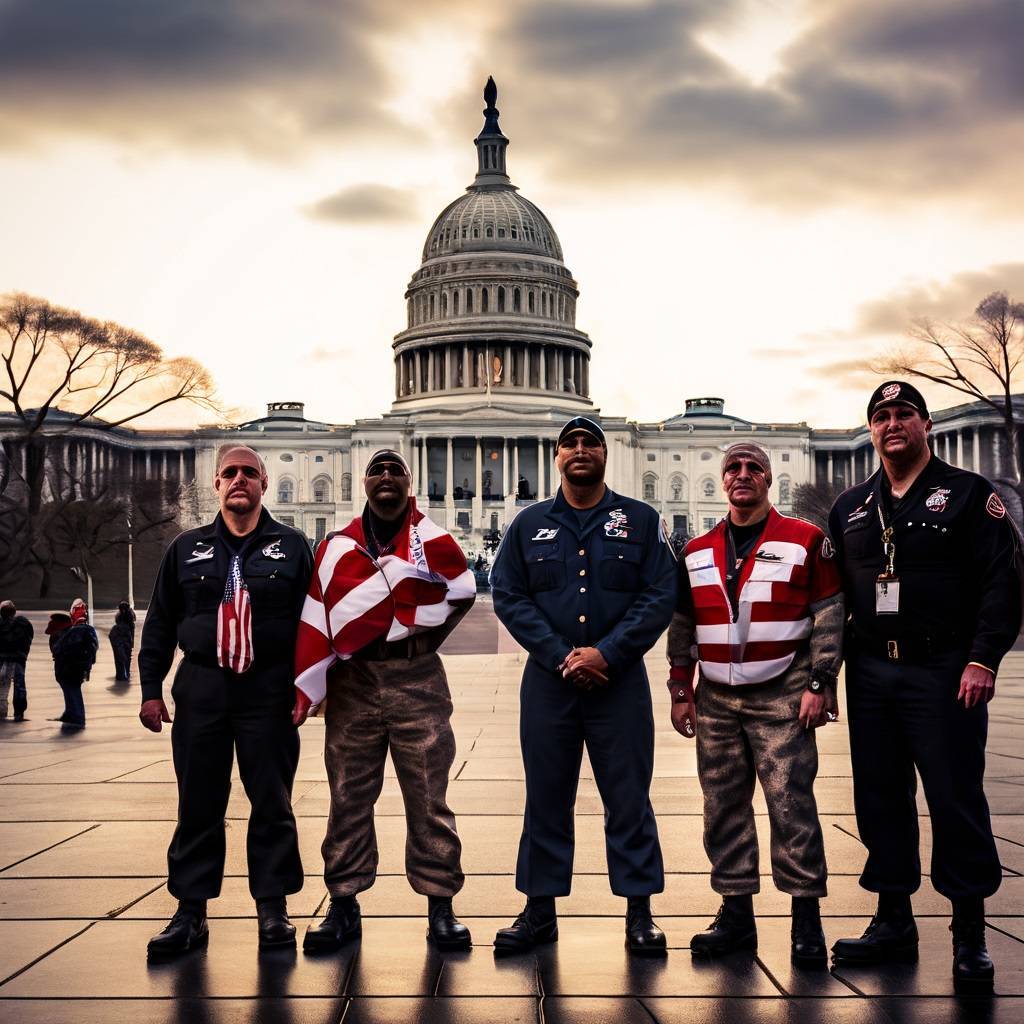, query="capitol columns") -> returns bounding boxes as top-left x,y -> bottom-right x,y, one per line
446,437 -> 454,502
536,438 -> 544,498
973,428 -> 981,472
474,438 -> 483,524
